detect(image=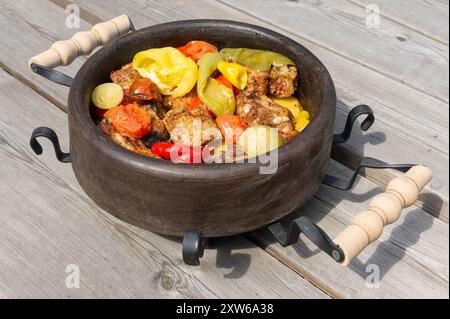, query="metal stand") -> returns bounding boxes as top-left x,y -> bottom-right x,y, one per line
269,104 -> 416,263
182,231 -> 206,266
30,127 -> 71,163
